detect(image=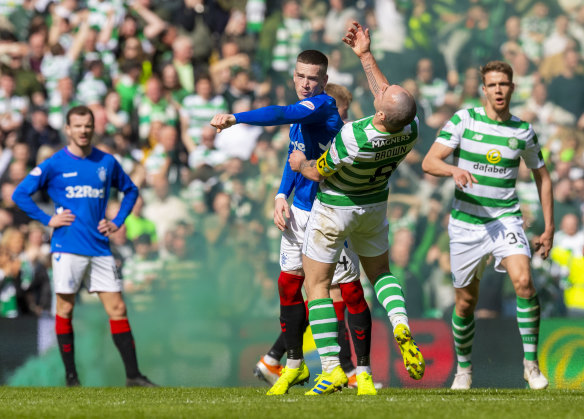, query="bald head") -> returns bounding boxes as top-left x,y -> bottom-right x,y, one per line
375,85 -> 417,131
